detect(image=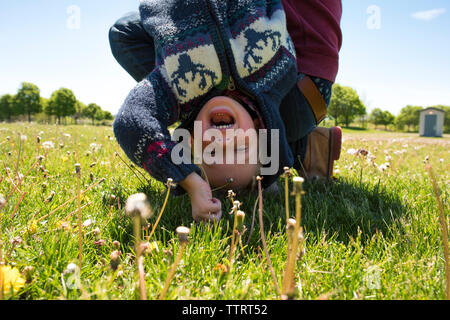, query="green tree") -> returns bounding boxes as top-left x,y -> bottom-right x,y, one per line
103,110 -> 114,121
0,94 -> 16,122
47,88 -> 77,124
83,103 -> 102,125
14,82 -> 42,122
74,100 -> 86,124
328,84 -> 366,127
370,108 -> 395,130
395,105 -> 422,132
